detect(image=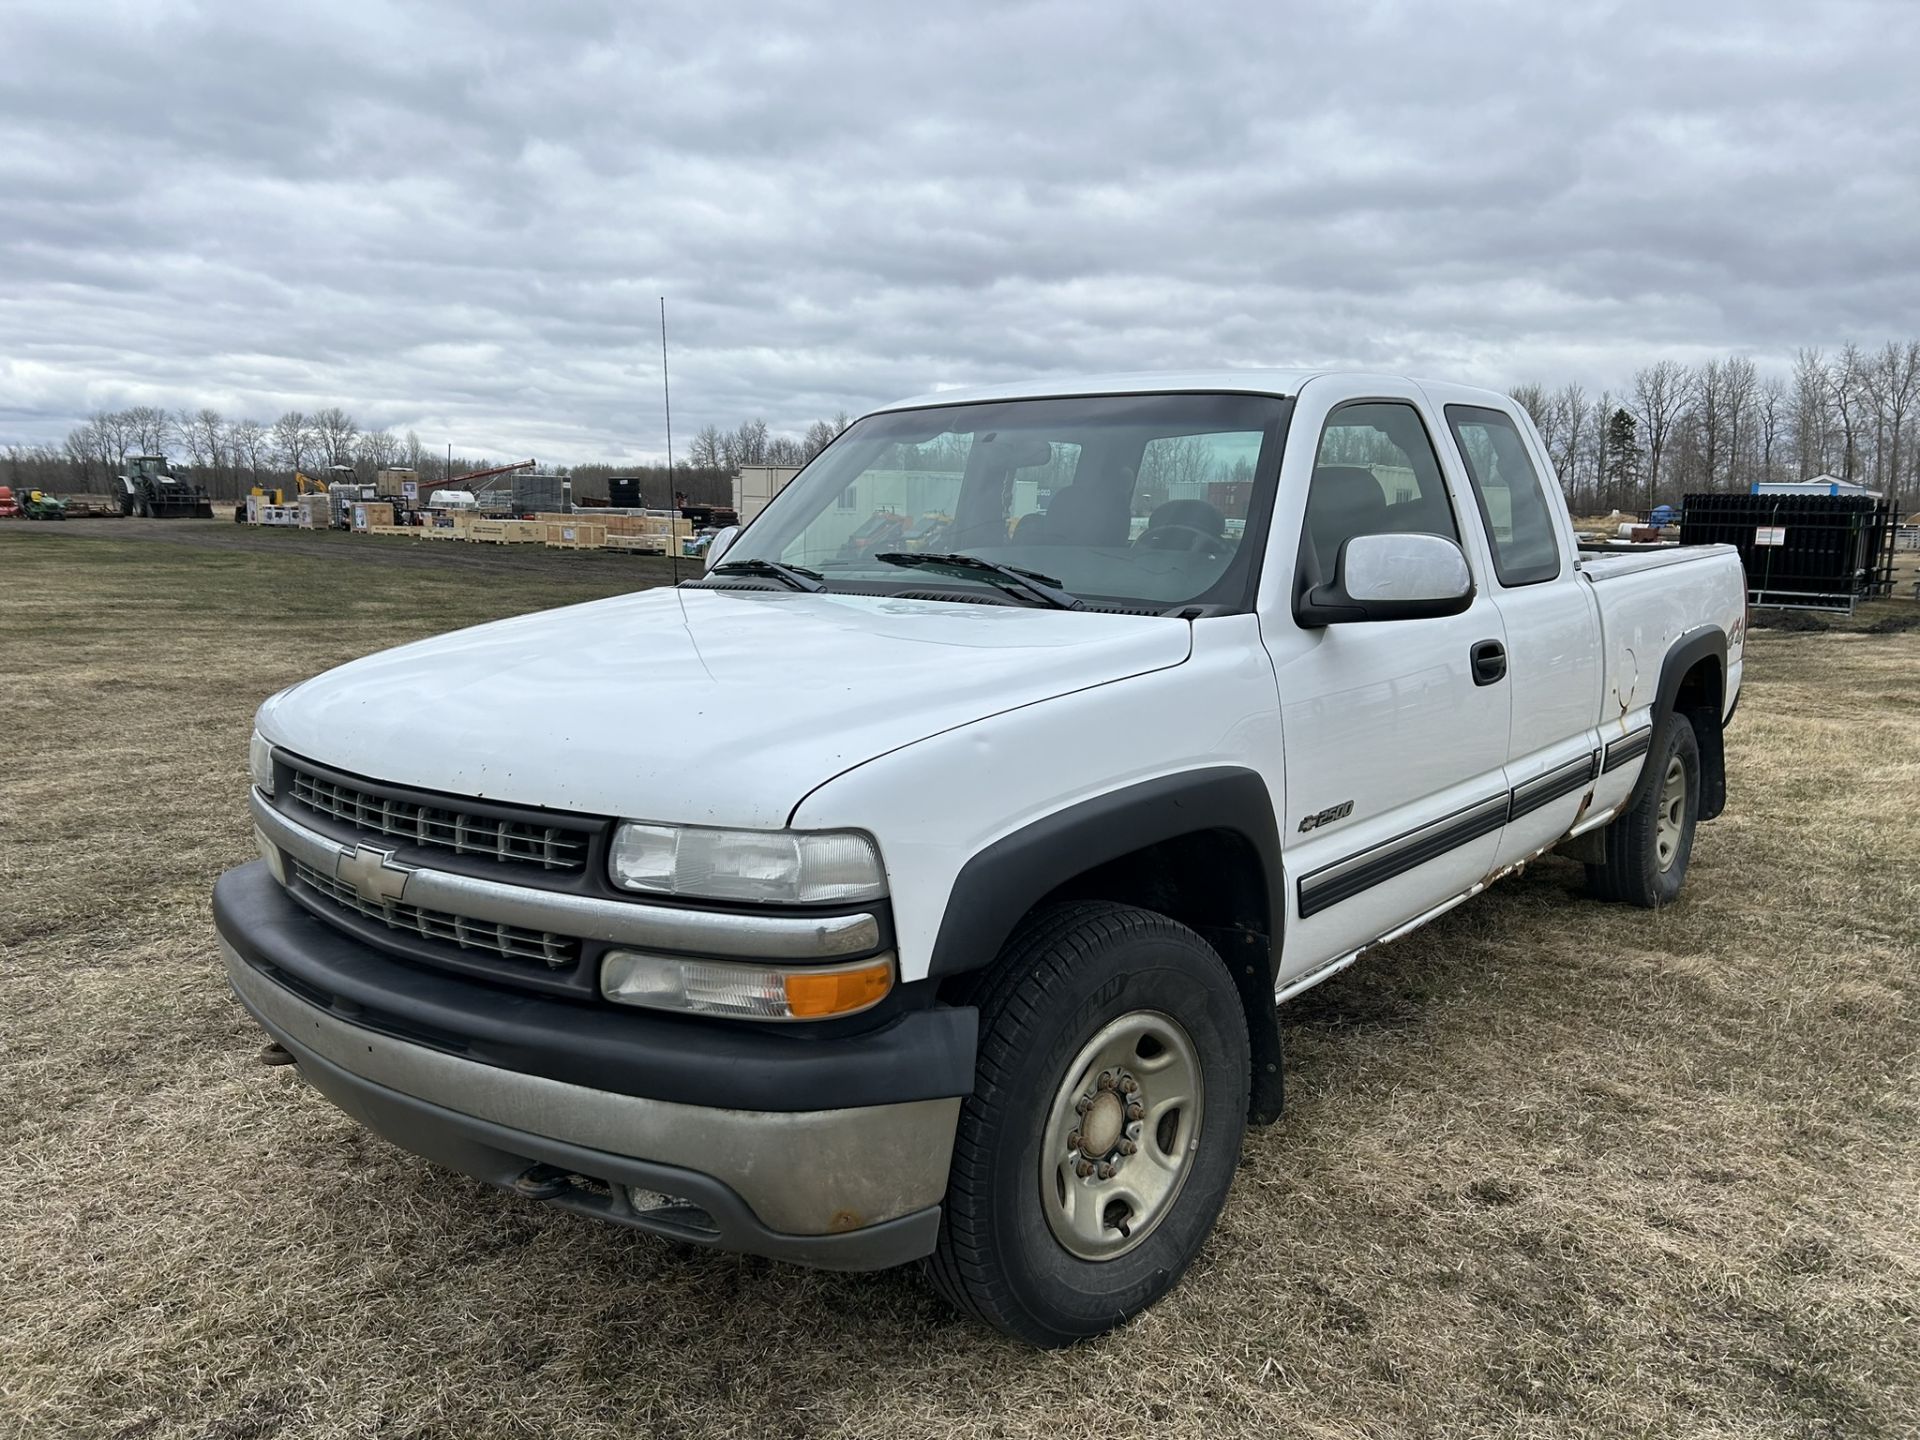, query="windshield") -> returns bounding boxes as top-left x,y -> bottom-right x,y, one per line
707,392 -> 1292,612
